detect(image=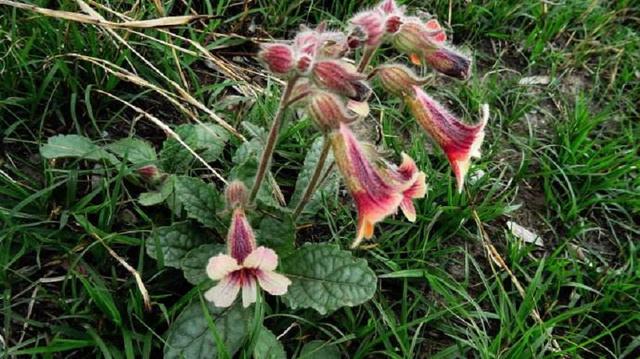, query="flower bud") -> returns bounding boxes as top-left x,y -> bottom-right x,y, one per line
350,10 -> 386,47
294,30 -> 320,56
311,60 -> 371,101
308,91 -> 359,131
258,44 -> 295,75
225,180 -> 248,209
137,165 -> 164,184
424,47 -> 471,80
391,21 -> 436,56
378,0 -> 400,15
374,64 -> 428,96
